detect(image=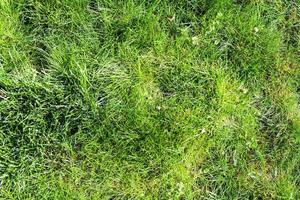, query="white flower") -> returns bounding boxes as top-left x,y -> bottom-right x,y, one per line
192,36 -> 200,45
